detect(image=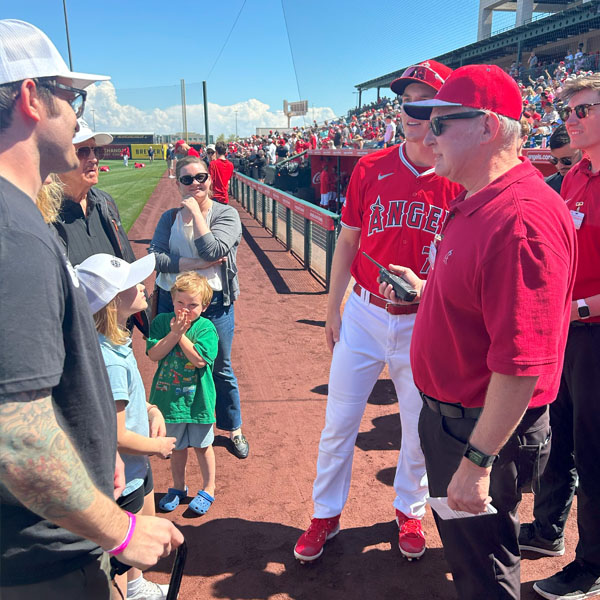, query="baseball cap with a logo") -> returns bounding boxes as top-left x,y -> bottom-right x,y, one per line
0,19 -> 109,88
72,118 -> 113,146
403,64 -> 523,121
390,60 -> 452,96
75,253 -> 155,314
